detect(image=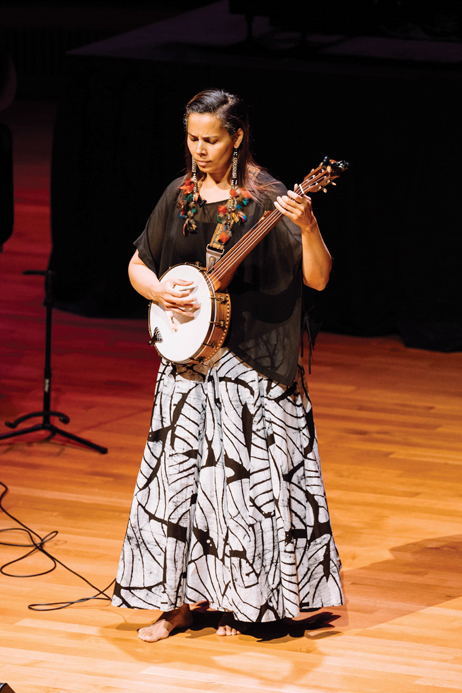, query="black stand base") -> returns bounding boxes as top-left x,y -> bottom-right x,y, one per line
1,269 -> 108,455
1,411 -> 108,454
0,682 -> 18,693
